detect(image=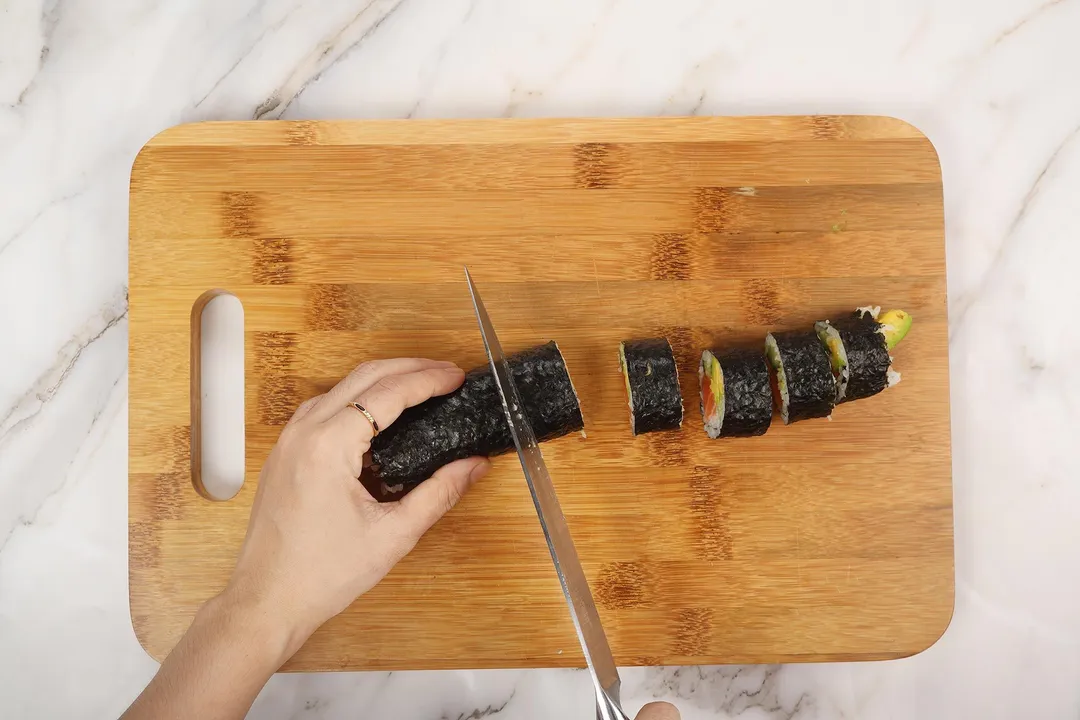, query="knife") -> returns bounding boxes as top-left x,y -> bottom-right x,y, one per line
464,267 -> 630,720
